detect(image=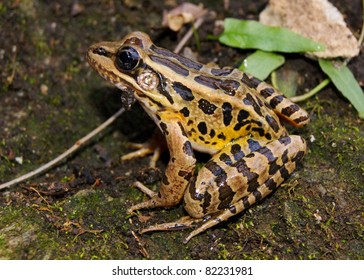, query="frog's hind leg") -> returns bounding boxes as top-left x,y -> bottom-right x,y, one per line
138,135 -> 307,243
256,81 -> 310,127
183,158 -> 298,243
182,135 -> 307,242
139,153 -> 299,244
